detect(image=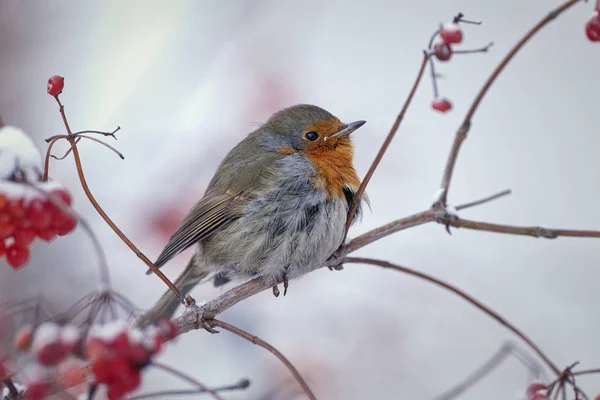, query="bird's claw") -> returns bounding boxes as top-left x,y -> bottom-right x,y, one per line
283,275 -> 289,296
272,285 -> 280,297
326,250 -> 344,271
199,311 -> 219,334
